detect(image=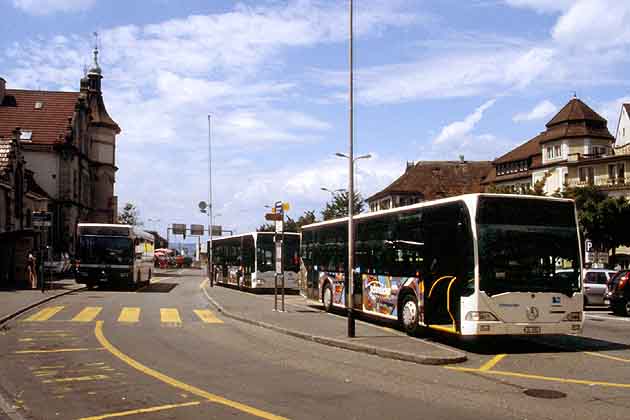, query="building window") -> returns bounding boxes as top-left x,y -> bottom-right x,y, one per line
380,199 -> 391,210
618,163 -> 625,184
554,145 -> 561,159
547,147 -> 553,159
579,167 -> 595,185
